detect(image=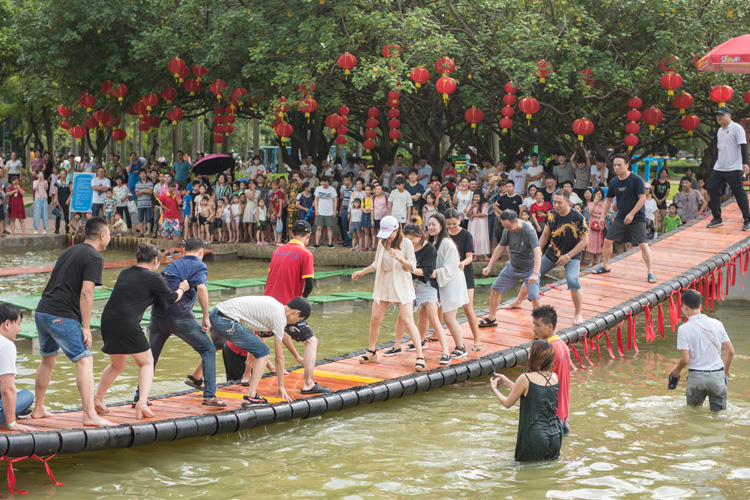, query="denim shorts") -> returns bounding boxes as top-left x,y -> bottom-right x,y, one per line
539,254 -> 581,290
34,311 -> 92,361
138,207 -> 152,223
351,221 -> 362,233
209,309 -> 271,359
491,263 -> 541,300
